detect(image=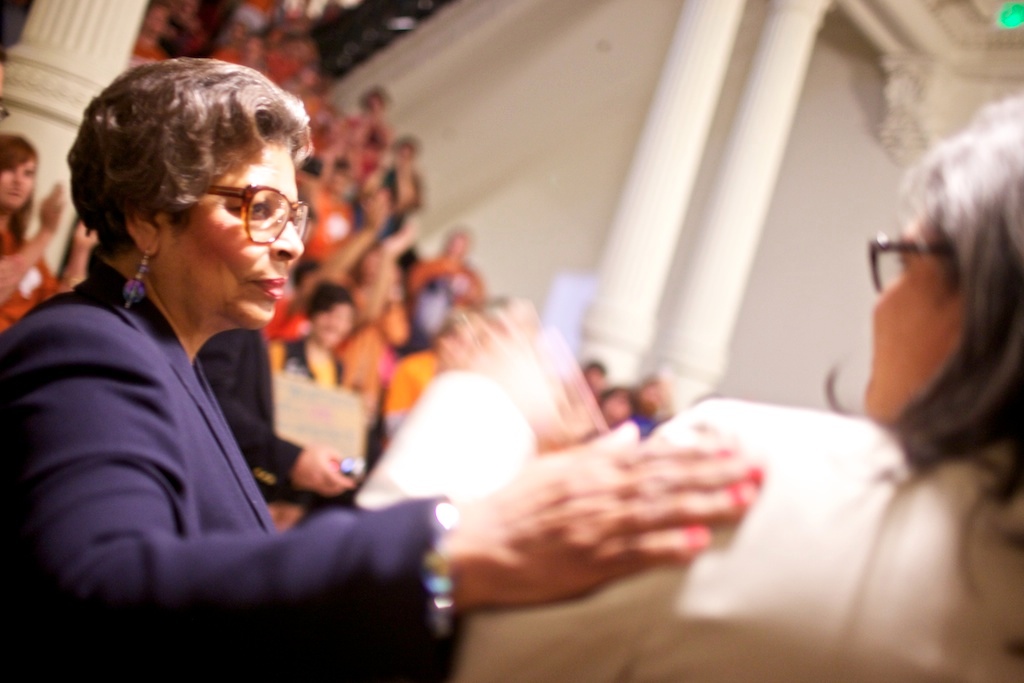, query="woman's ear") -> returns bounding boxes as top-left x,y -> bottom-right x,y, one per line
124,212 -> 170,256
